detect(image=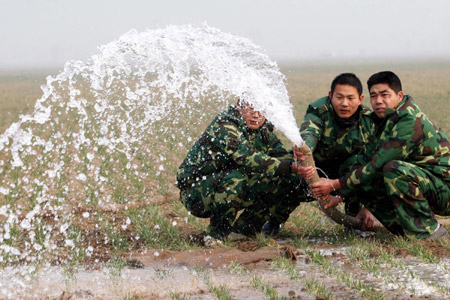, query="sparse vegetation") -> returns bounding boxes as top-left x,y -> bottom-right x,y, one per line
251,275 -> 288,300
0,60 -> 449,298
